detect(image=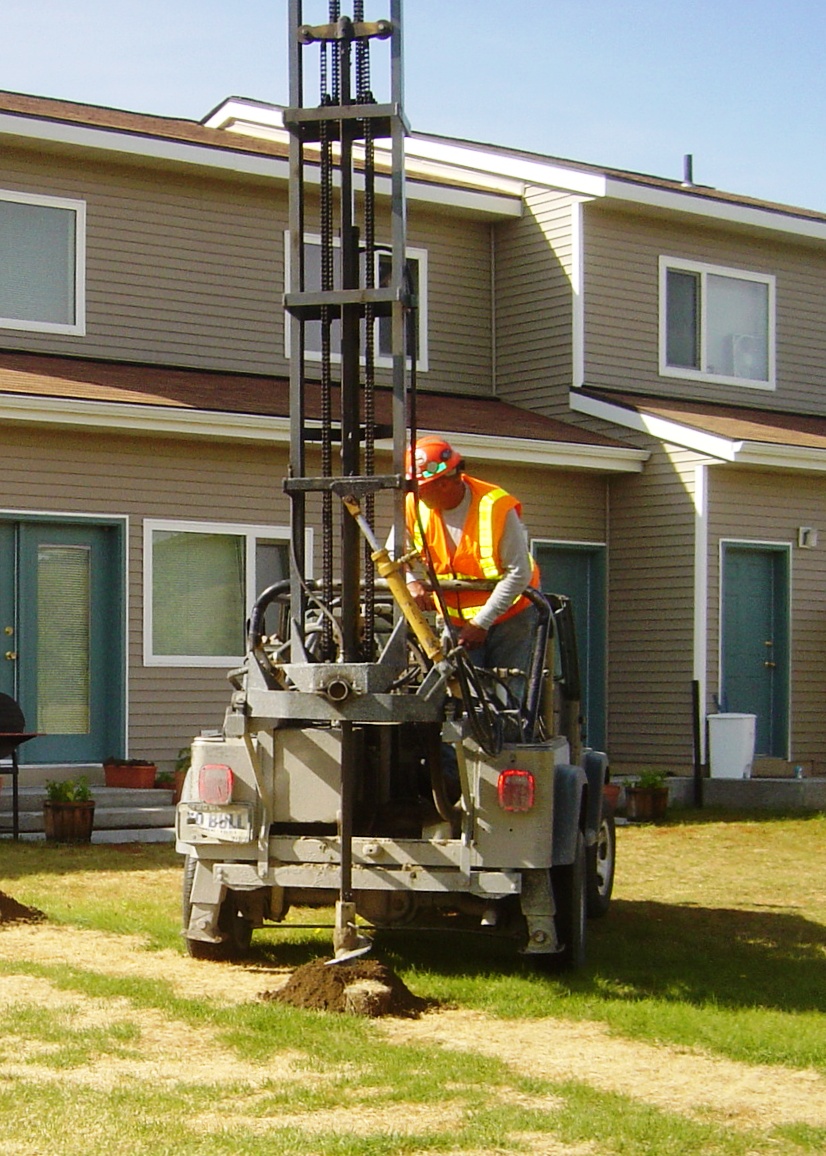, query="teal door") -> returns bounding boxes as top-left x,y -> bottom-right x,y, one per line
721,543 -> 789,757
533,542 -> 607,749
0,520 -> 125,763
